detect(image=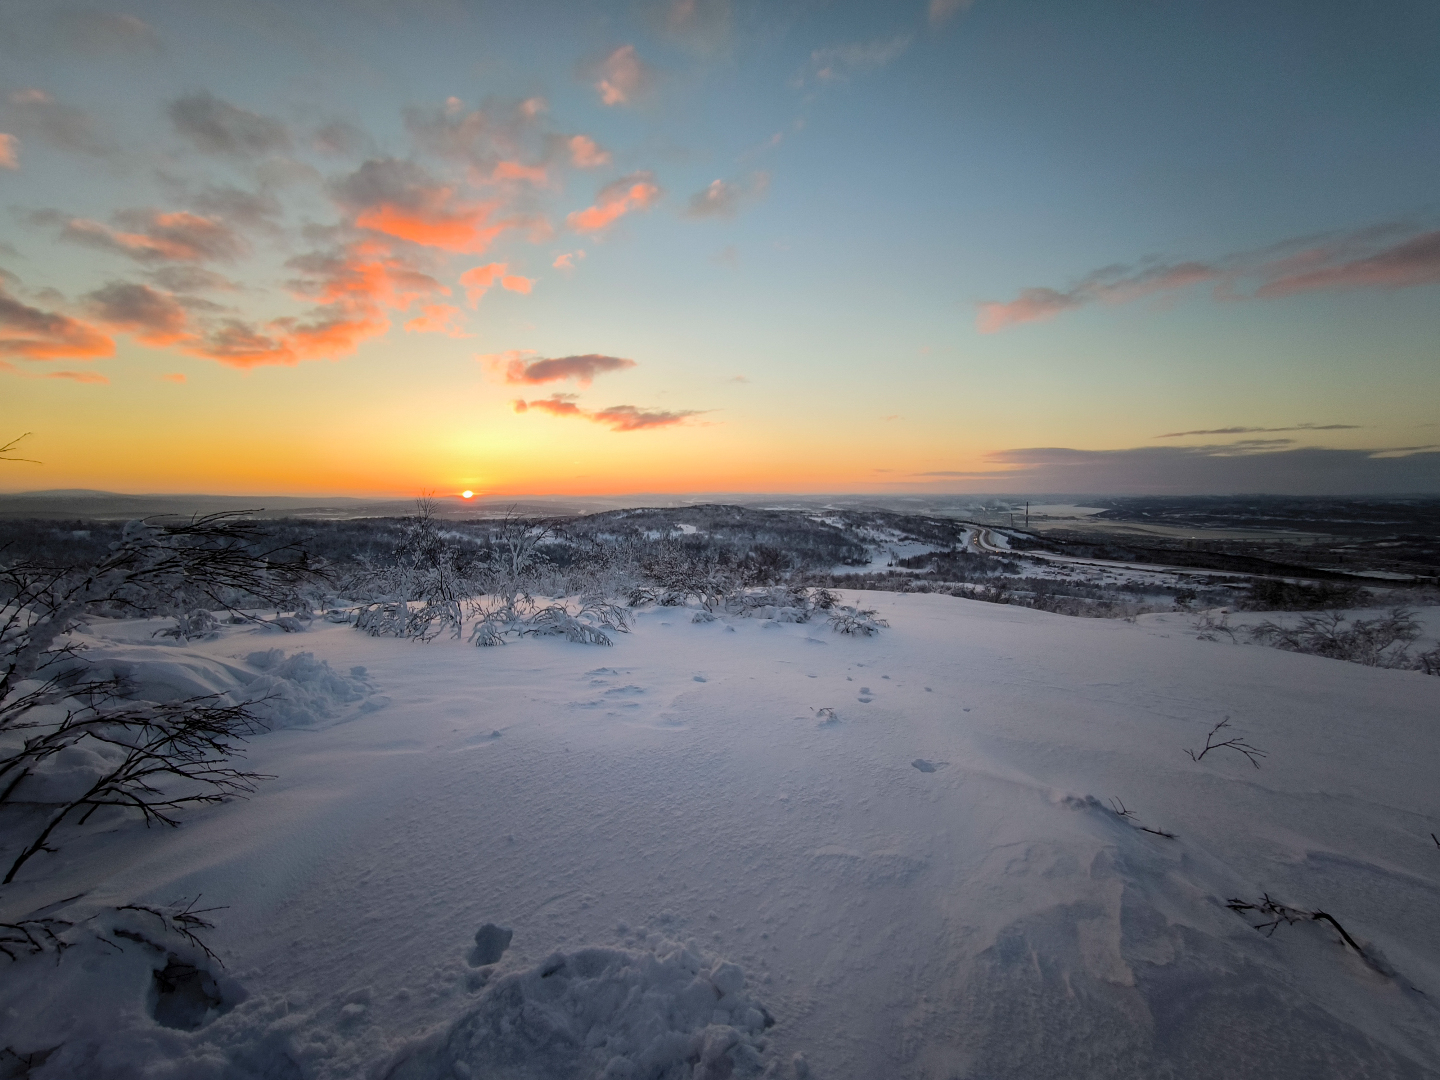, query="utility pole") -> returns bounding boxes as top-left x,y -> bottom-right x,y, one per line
1025,502 -> 1029,527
